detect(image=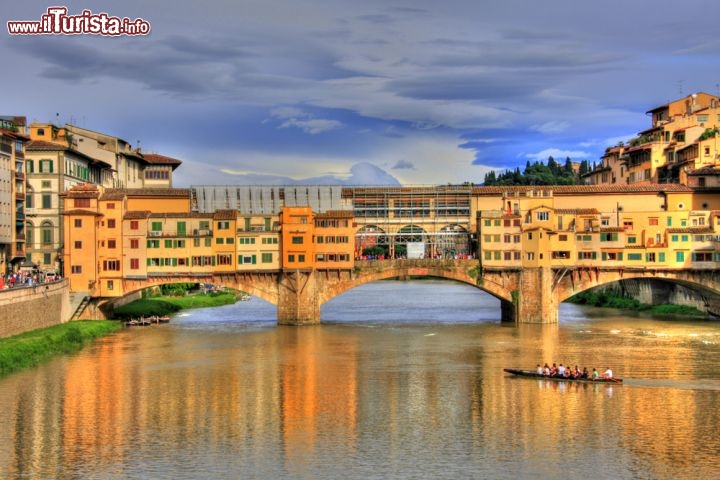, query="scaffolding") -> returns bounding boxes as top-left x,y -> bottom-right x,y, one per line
345,186 -> 474,258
